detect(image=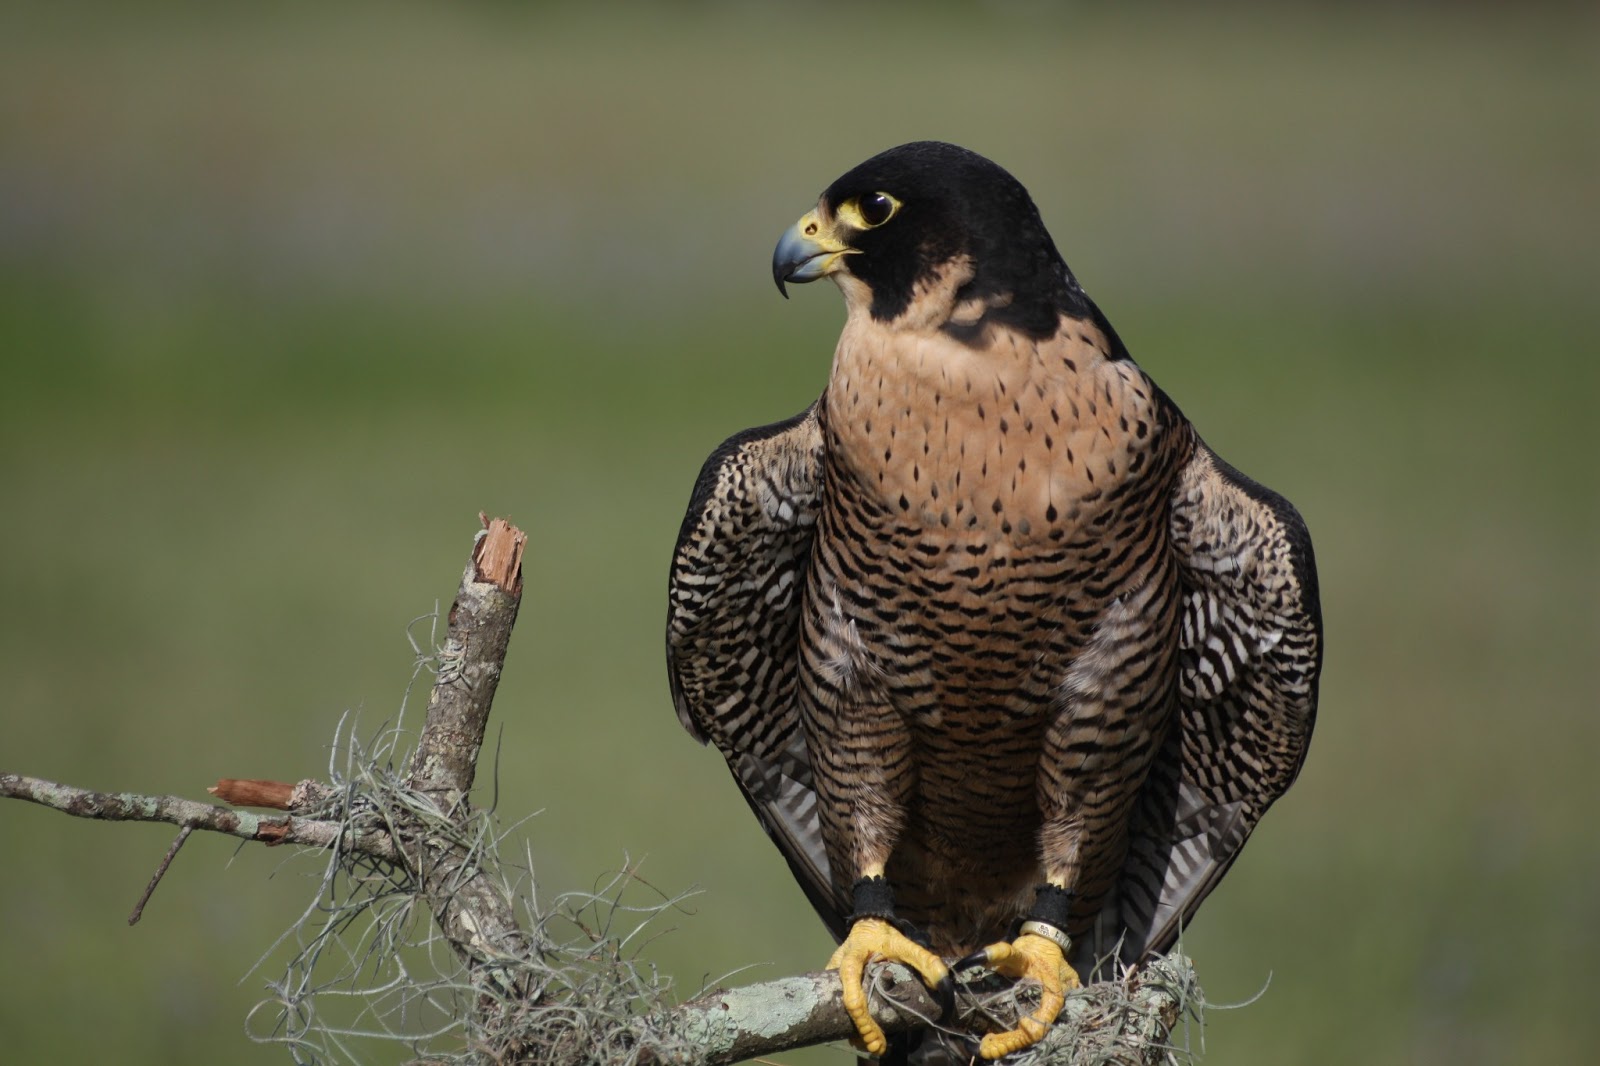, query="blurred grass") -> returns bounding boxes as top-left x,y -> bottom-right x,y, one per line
1,2 -> 1596,1064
